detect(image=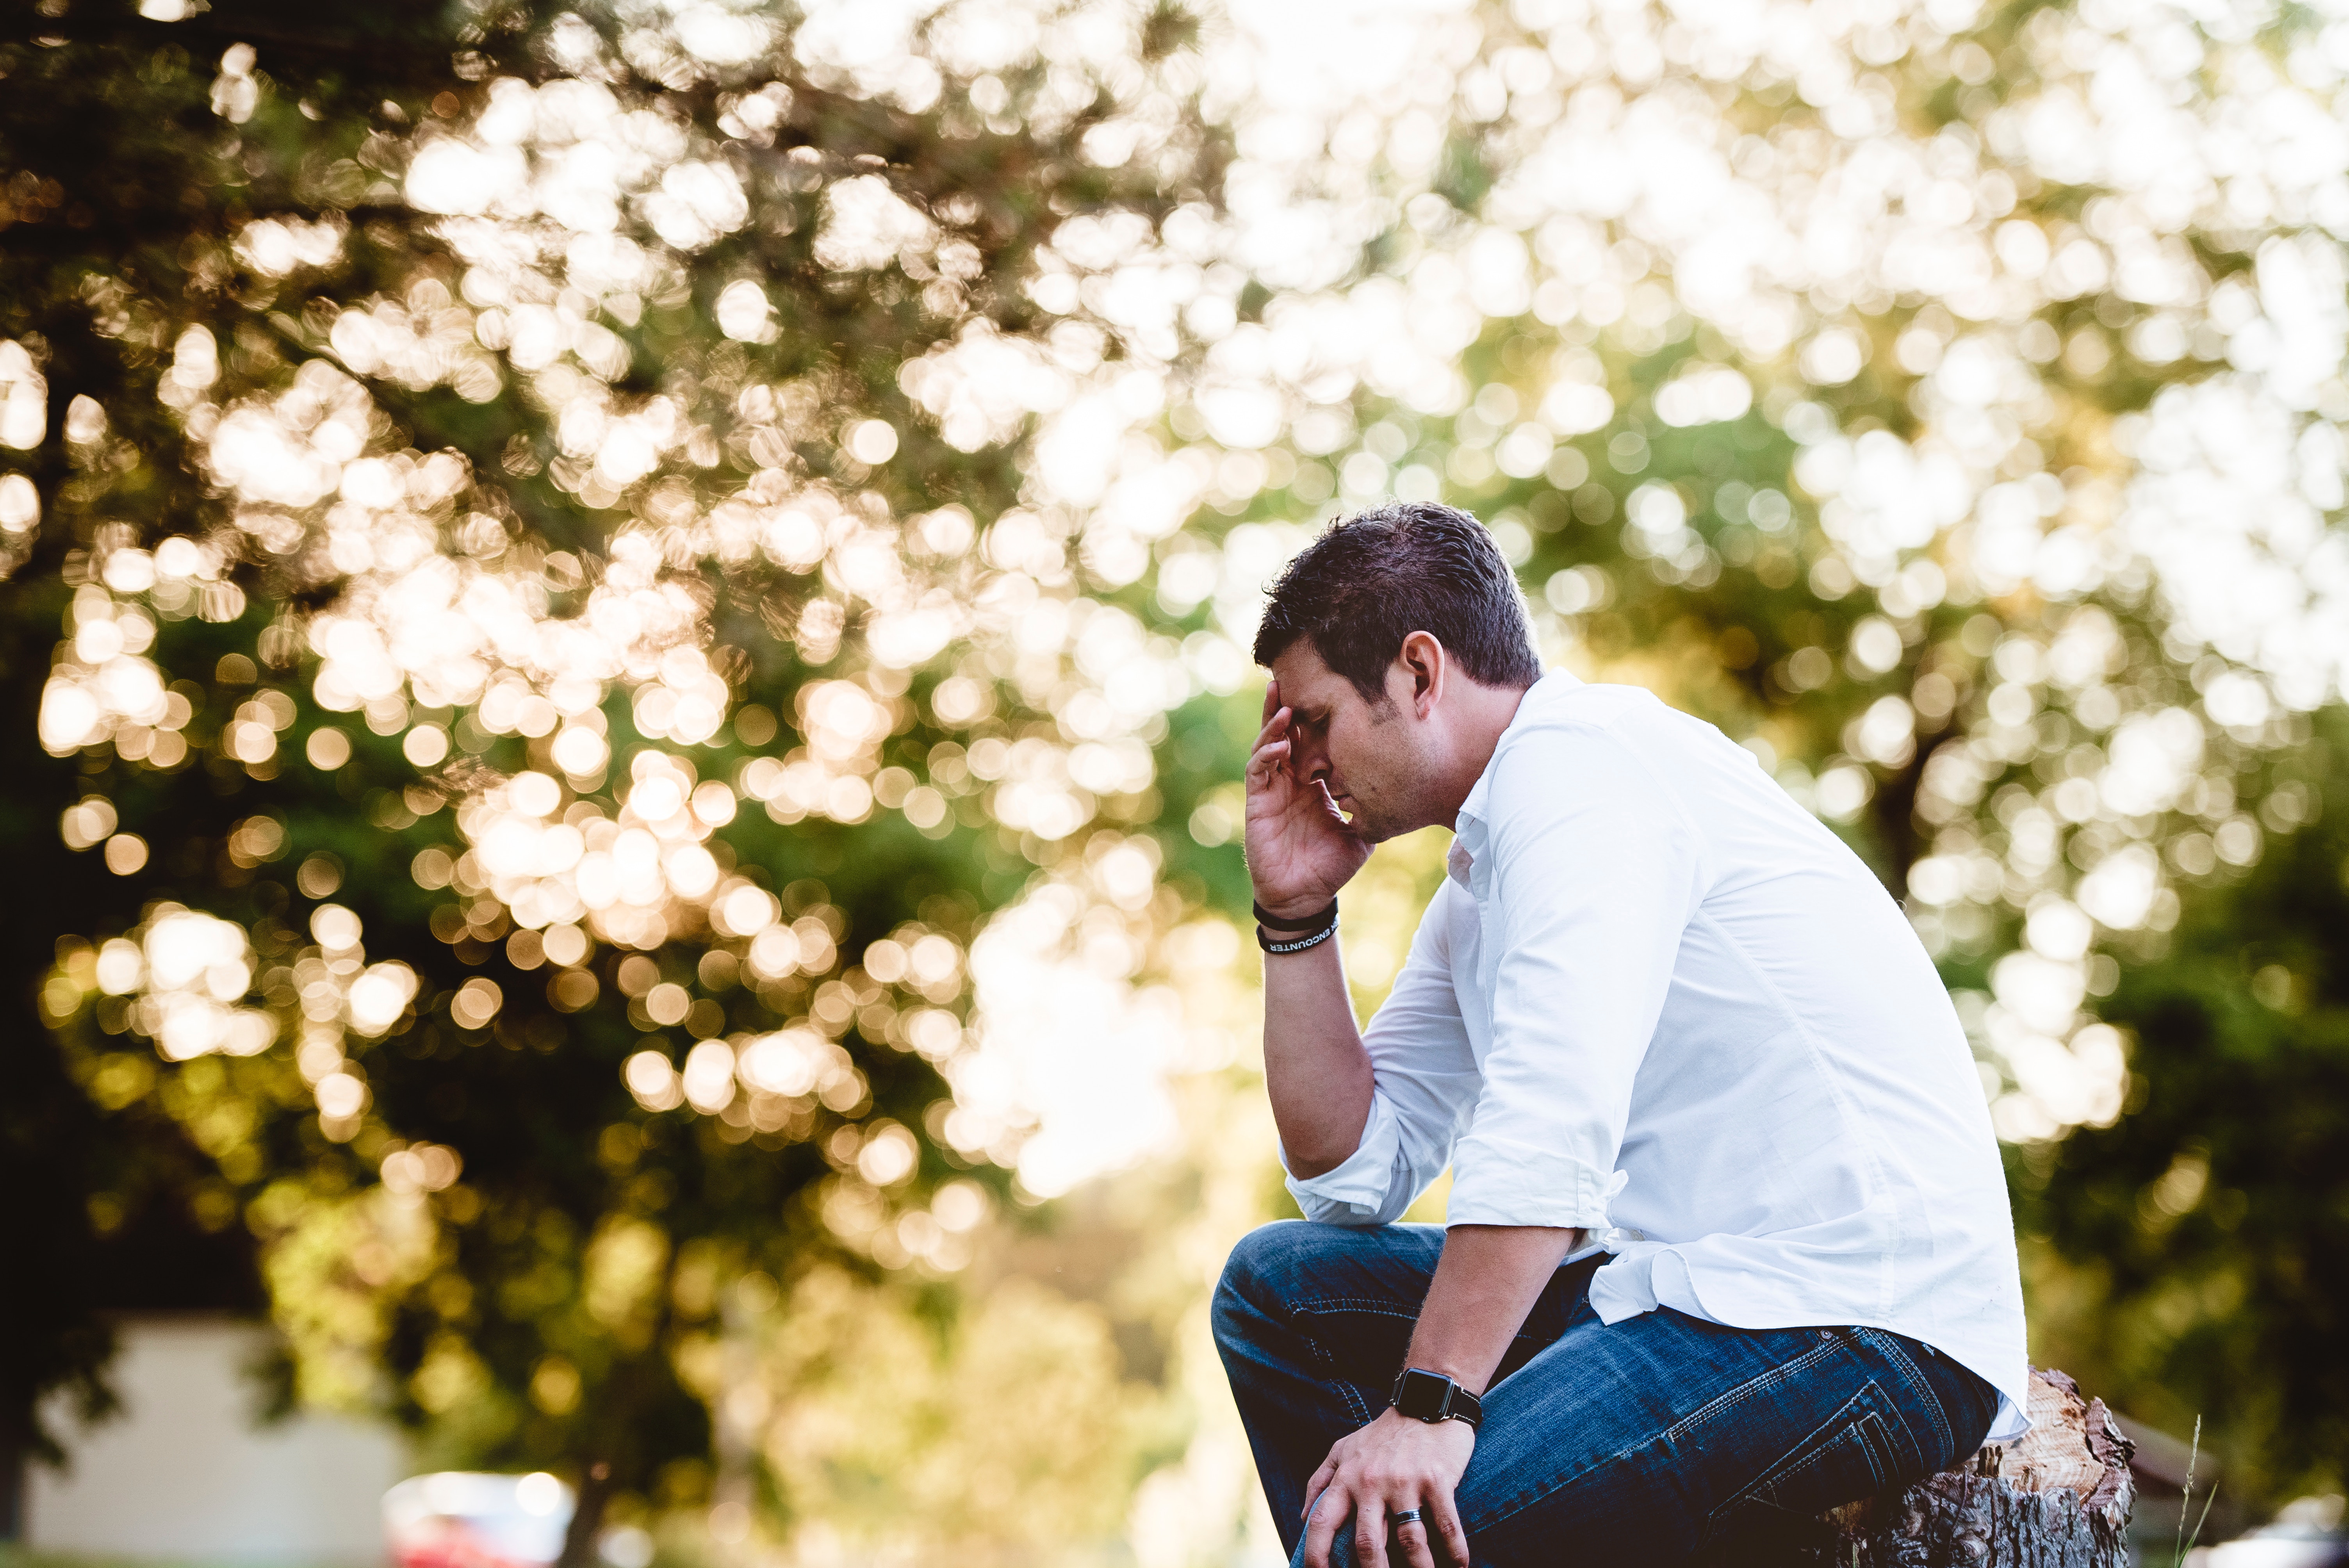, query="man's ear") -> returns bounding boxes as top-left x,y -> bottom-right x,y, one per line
1397,631 -> 1445,718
